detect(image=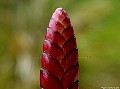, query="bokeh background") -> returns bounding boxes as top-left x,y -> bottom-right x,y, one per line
0,0 -> 120,89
